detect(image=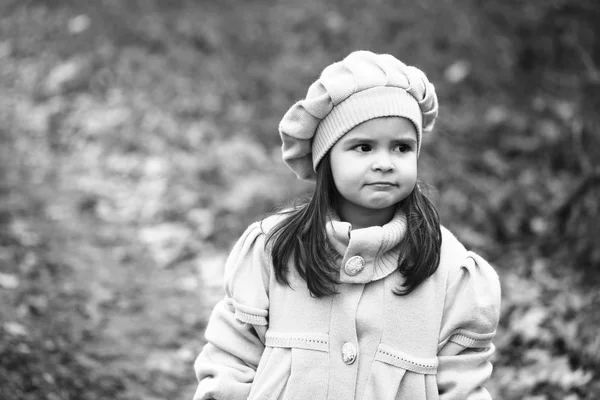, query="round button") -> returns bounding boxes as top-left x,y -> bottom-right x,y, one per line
341,342 -> 357,365
344,256 -> 364,276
